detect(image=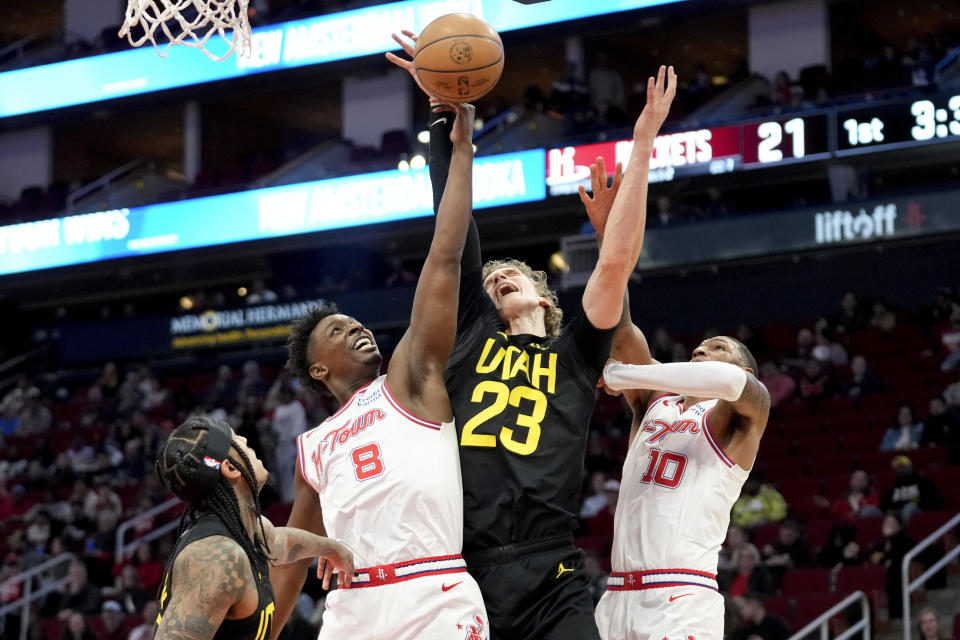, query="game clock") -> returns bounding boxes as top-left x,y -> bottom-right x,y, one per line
836,93 -> 960,154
